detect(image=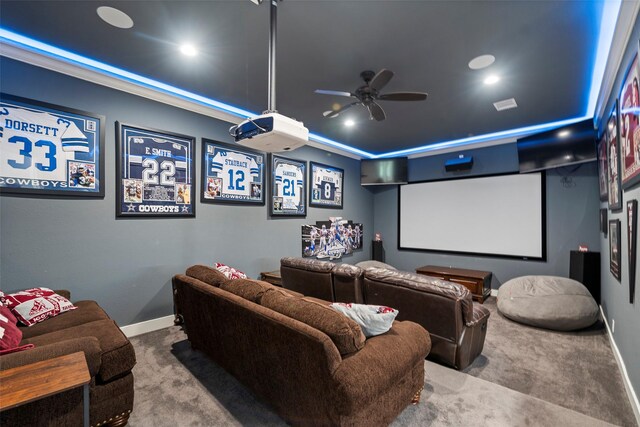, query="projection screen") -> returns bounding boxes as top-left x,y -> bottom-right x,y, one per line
398,173 -> 545,260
